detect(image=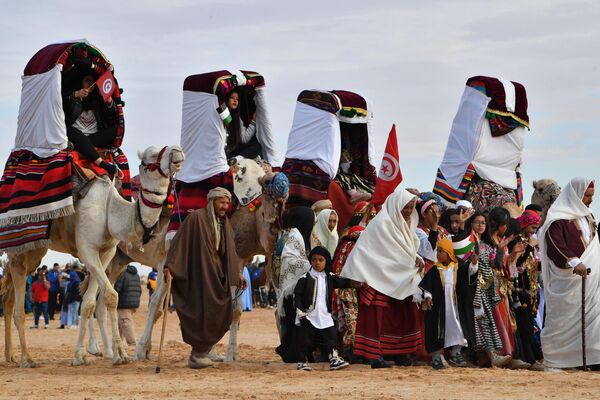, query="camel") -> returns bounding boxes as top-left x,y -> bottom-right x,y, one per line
135,158 -> 288,362
84,208 -> 171,360
1,145 -> 184,367
531,179 -> 561,220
